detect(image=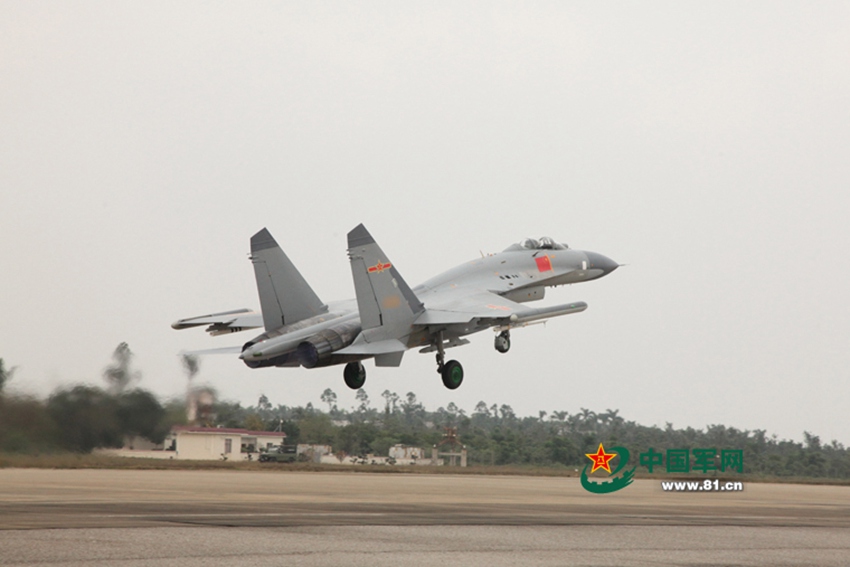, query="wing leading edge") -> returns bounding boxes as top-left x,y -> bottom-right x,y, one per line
171,308 -> 263,335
